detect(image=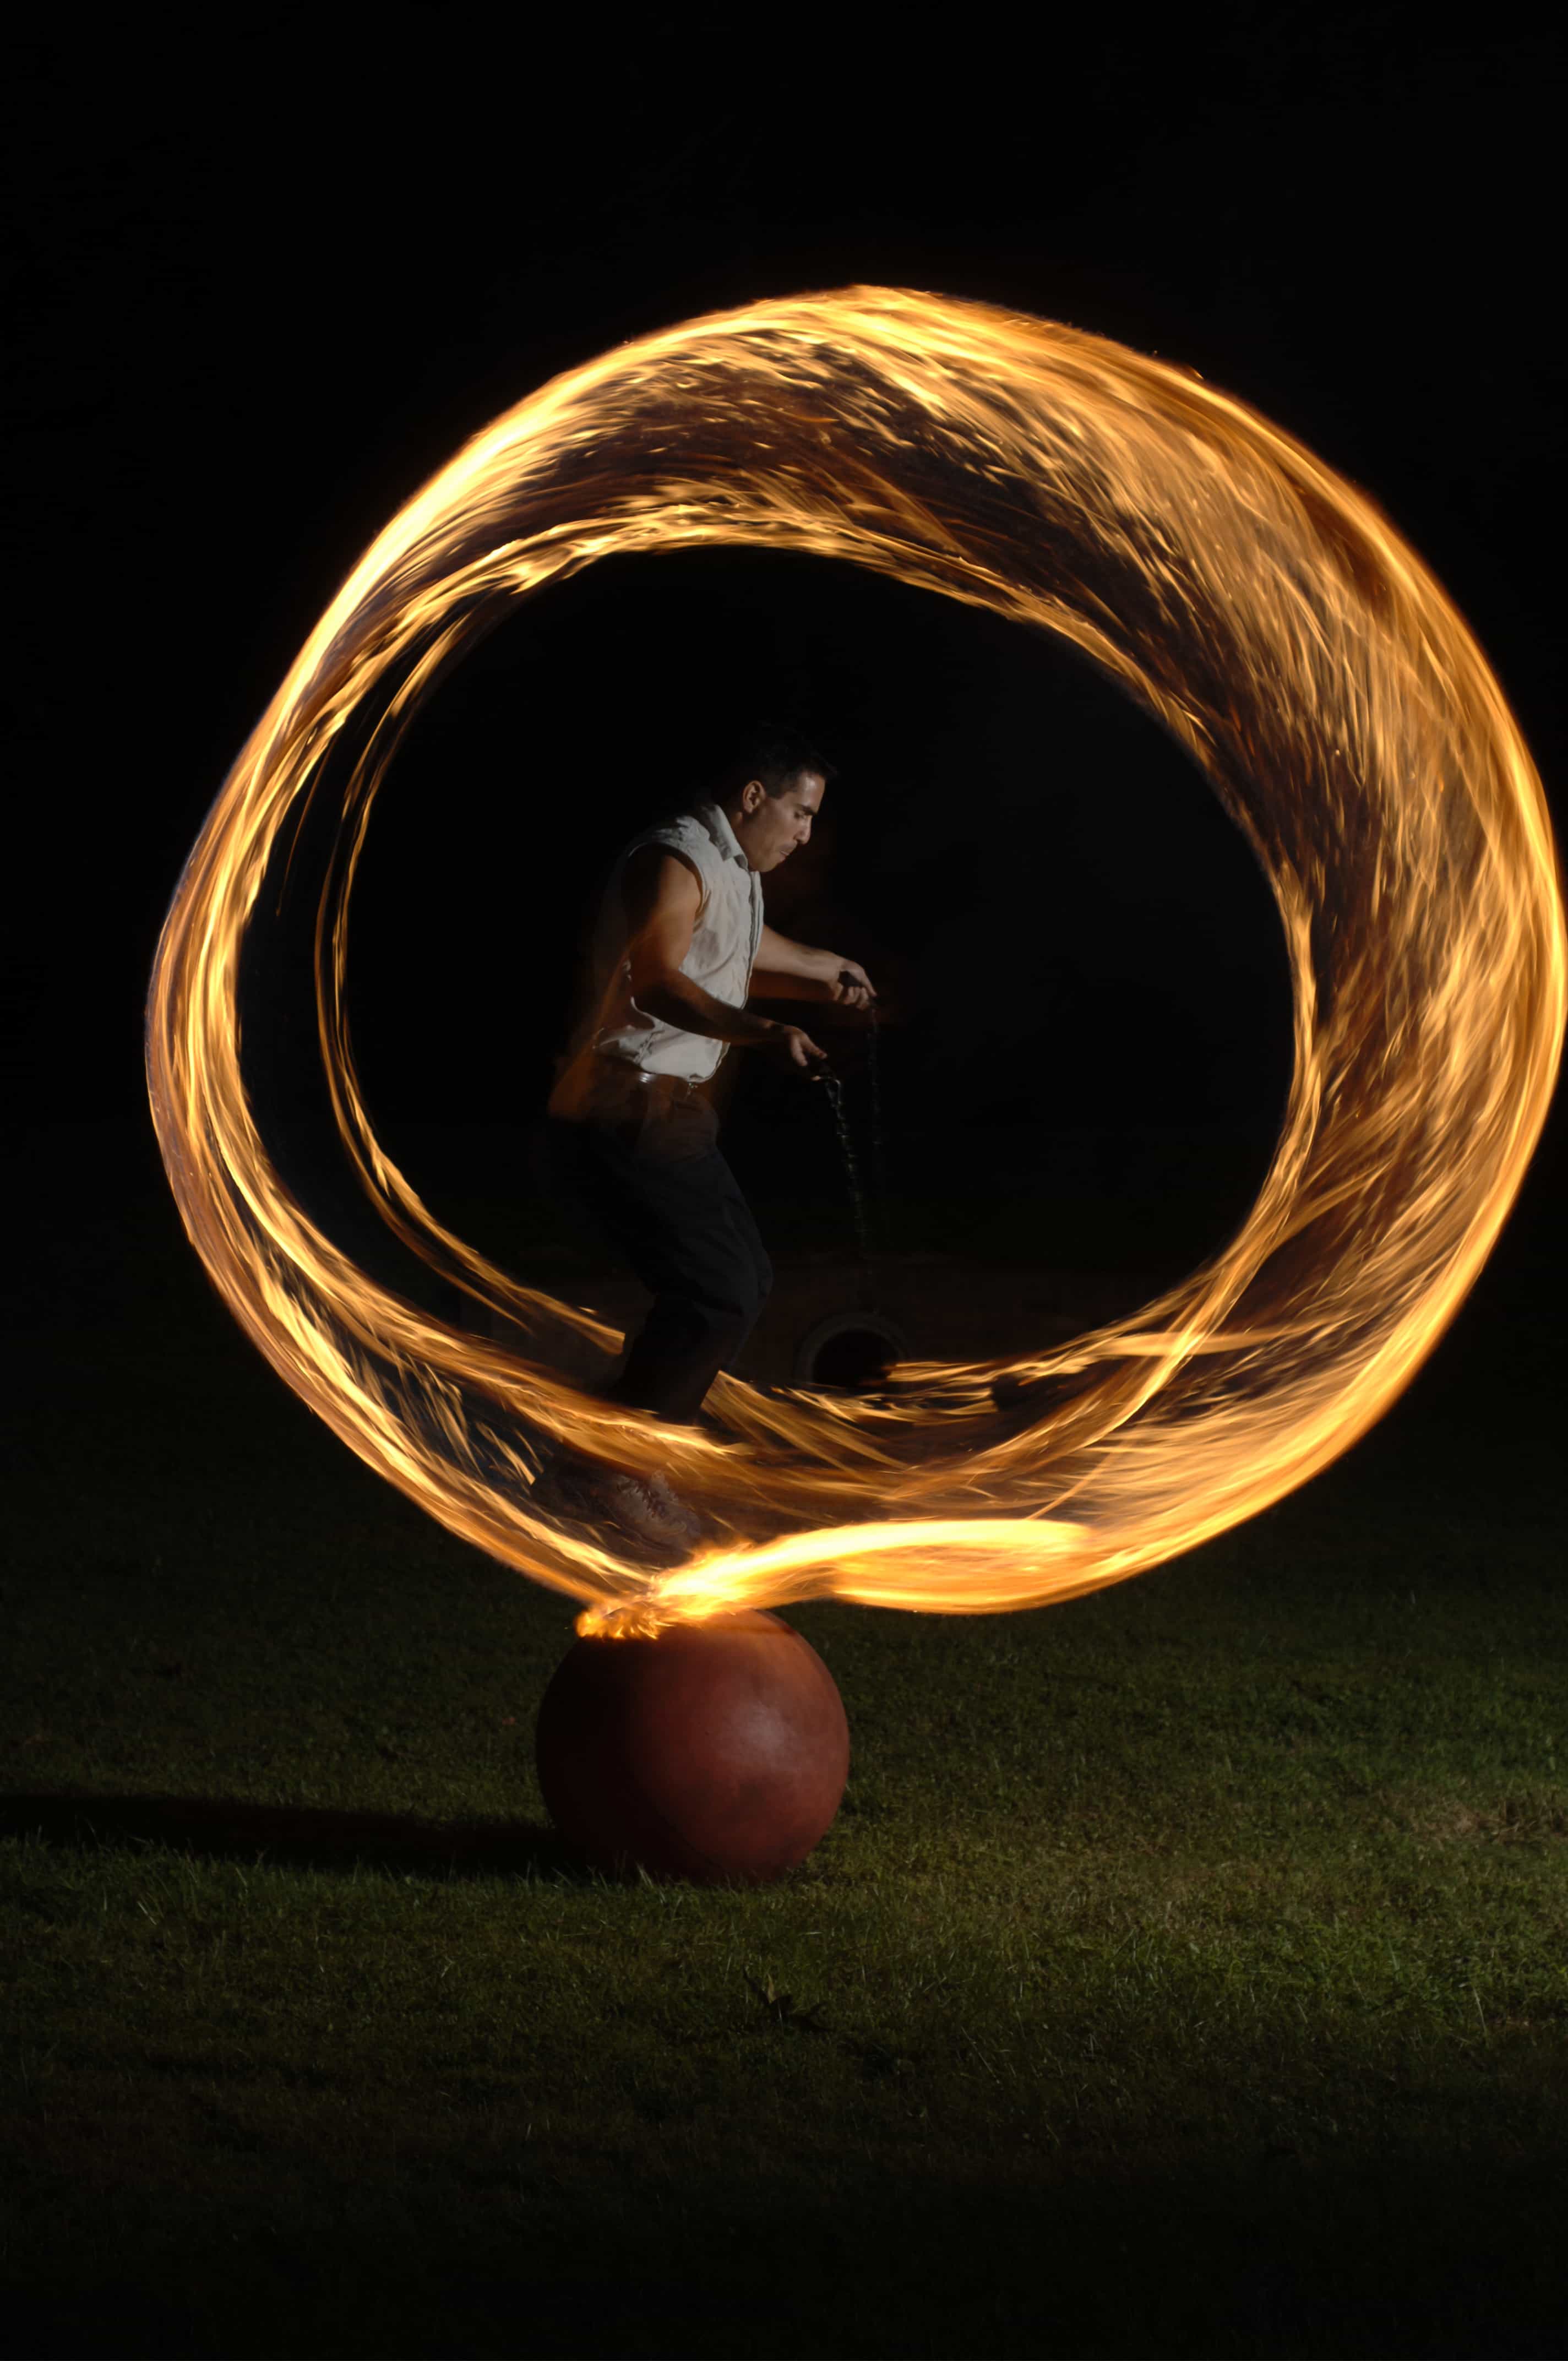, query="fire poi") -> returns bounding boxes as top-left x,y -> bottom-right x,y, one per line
145,289 -> 1565,1878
